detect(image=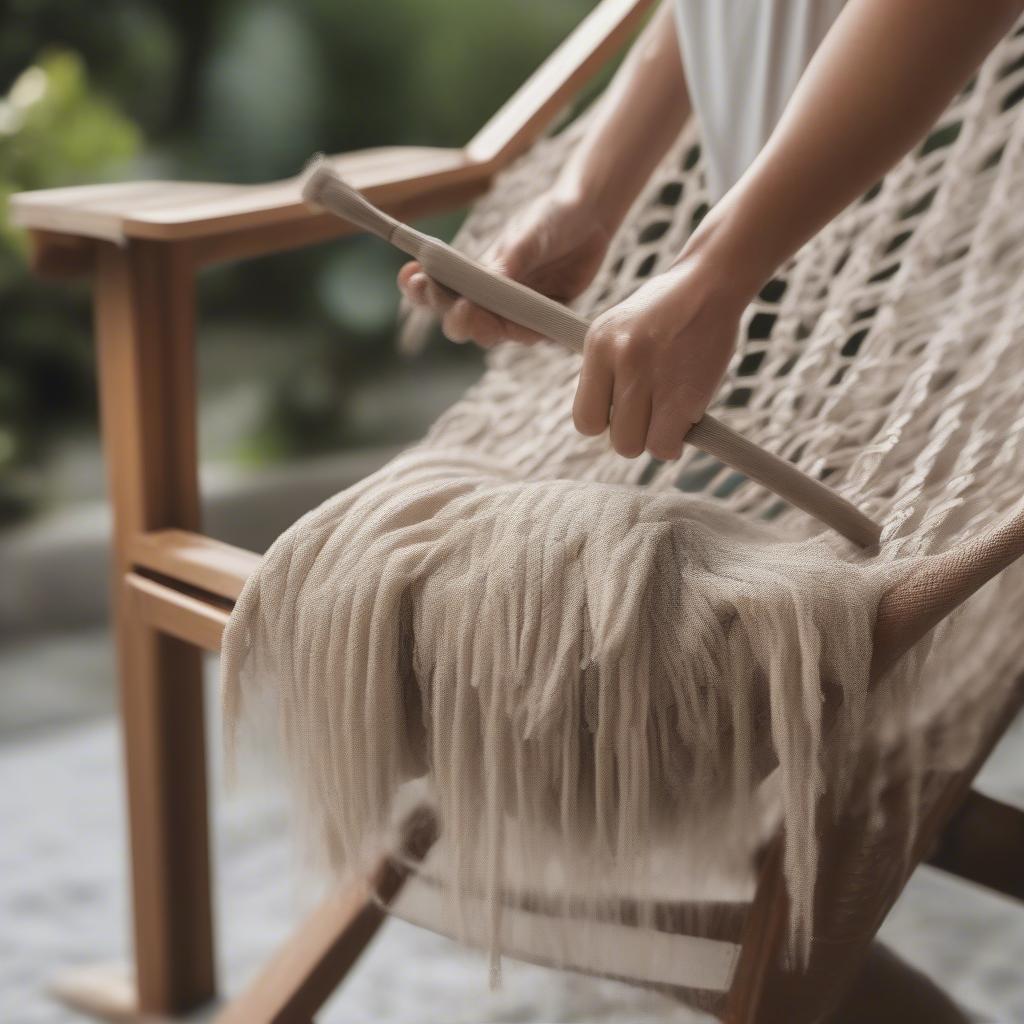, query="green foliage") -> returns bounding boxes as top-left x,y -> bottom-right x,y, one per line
0,1 -> 604,523
0,51 -> 139,193
0,2 -> 181,133
192,0 -> 592,177
0,51 -> 141,520
405,0 -> 595,146
174,0 -> 599,474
